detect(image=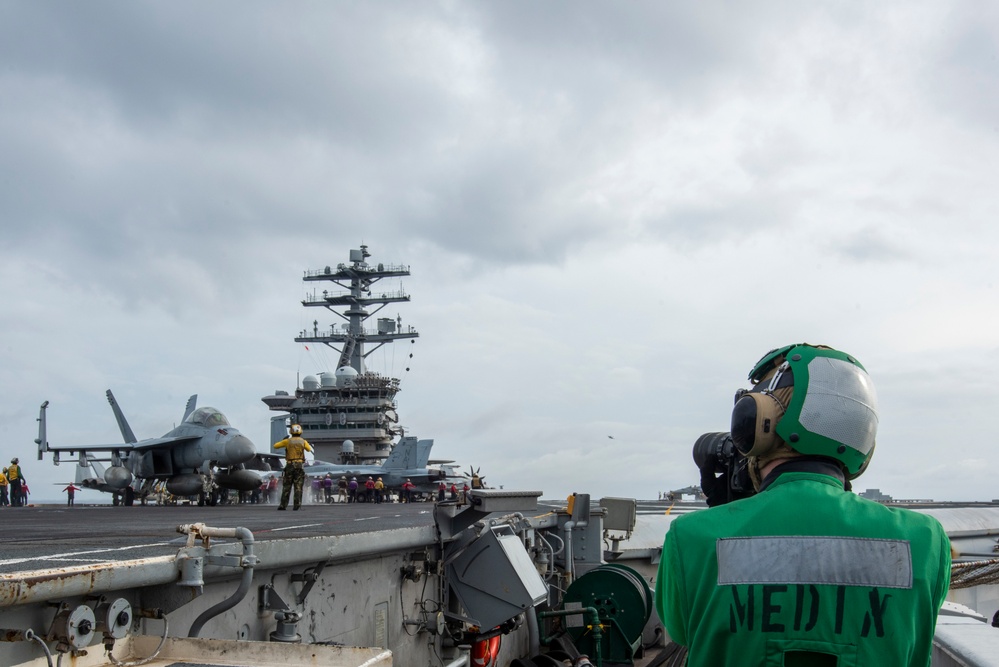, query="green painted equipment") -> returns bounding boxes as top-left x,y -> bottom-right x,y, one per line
562,563 -> 652,665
